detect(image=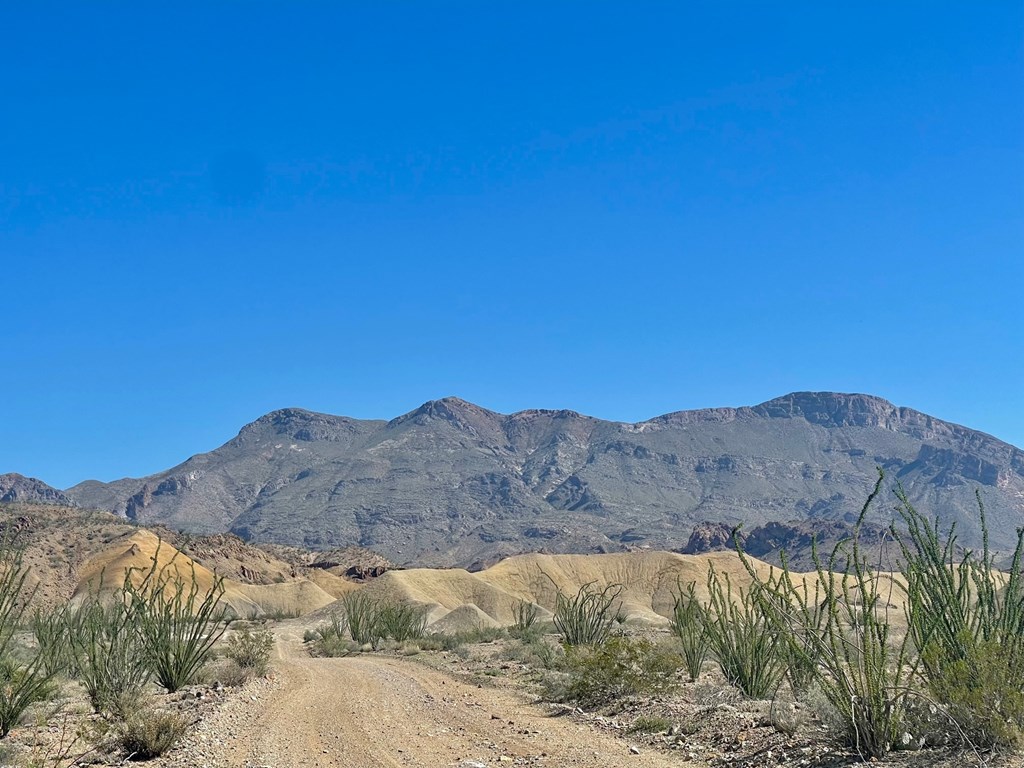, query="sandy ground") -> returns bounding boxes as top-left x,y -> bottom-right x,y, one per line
164,622 -> 696,768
